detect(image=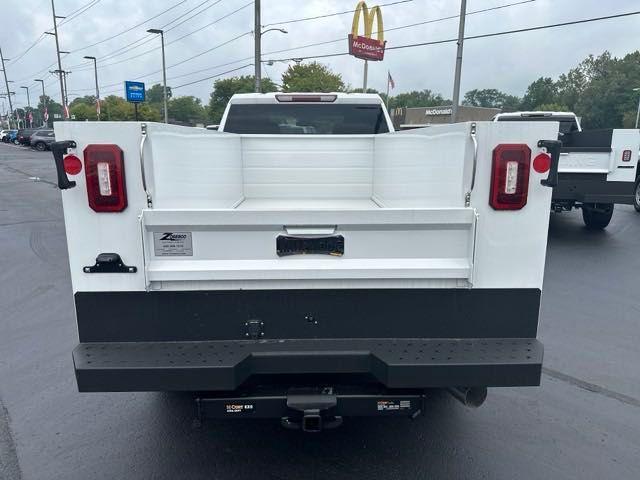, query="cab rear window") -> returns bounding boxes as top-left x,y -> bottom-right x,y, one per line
223,104 -> 389,135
